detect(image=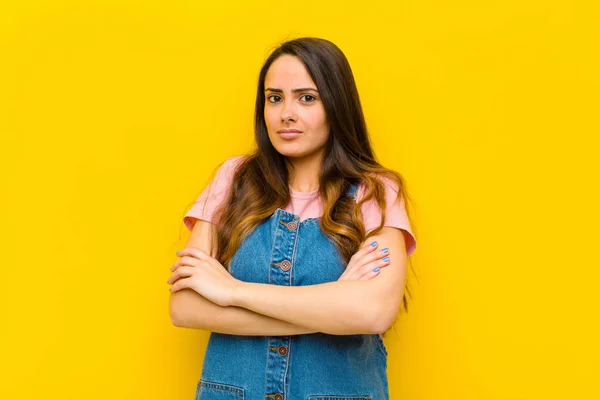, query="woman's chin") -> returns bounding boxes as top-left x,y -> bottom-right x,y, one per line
269,137 -> 326,159
272,144 -> 310,158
